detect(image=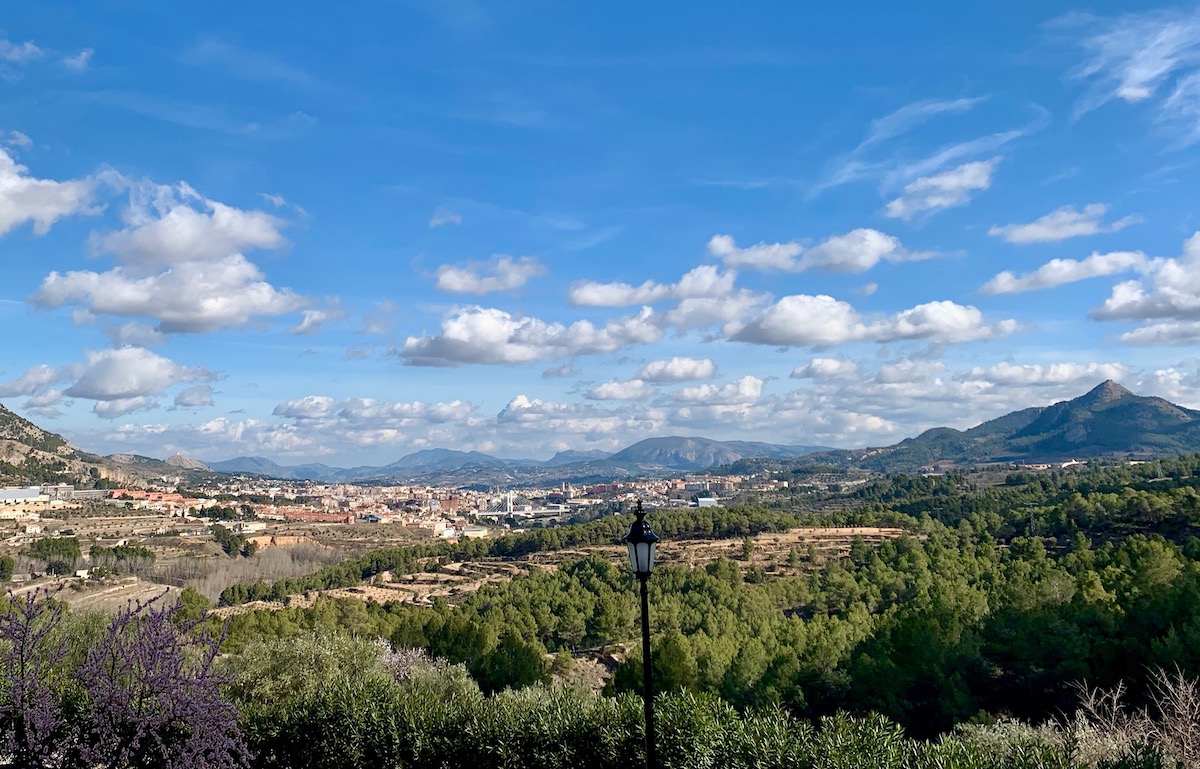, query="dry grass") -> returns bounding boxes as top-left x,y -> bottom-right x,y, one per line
162,543 -> 345,602
1071,667 -> 1200,767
